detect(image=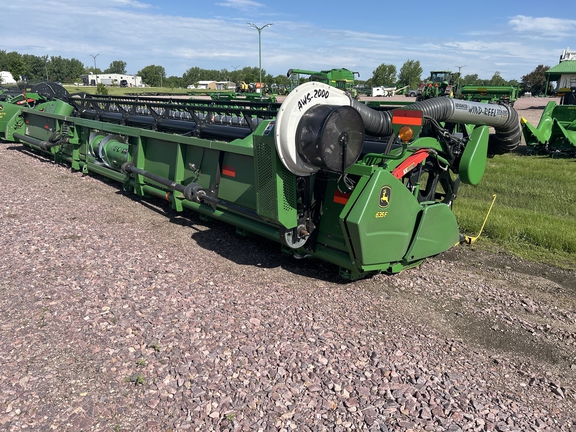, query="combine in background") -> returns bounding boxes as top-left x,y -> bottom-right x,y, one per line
1,81 -> 521,280
287,68 -> 359,95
